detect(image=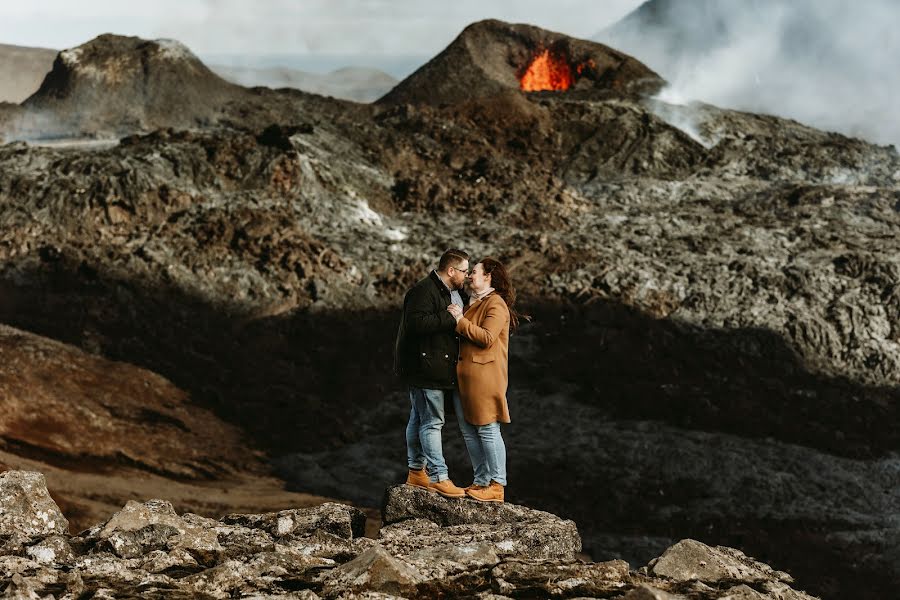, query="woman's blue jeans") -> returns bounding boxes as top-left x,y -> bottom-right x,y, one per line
453,391 -> 507,486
